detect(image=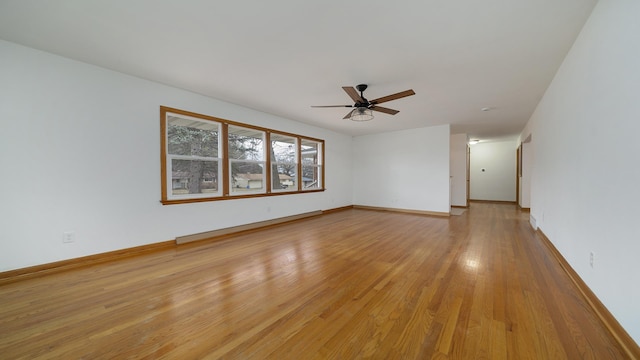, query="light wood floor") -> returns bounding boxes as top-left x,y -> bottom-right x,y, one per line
0,203 -> 628,359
